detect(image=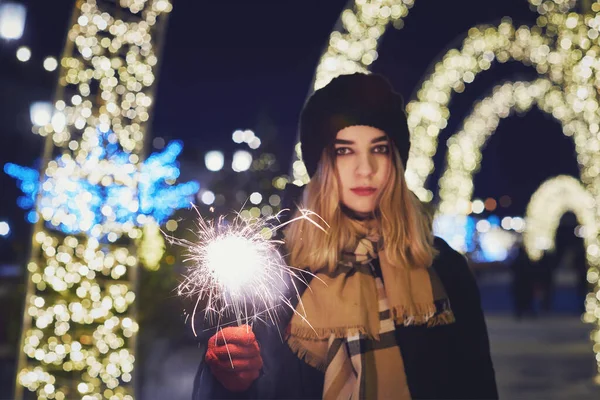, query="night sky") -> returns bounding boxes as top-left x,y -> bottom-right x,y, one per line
0,0 -> 582,262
